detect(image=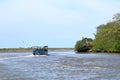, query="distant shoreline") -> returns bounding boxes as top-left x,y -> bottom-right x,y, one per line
0,48 -> 74,53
